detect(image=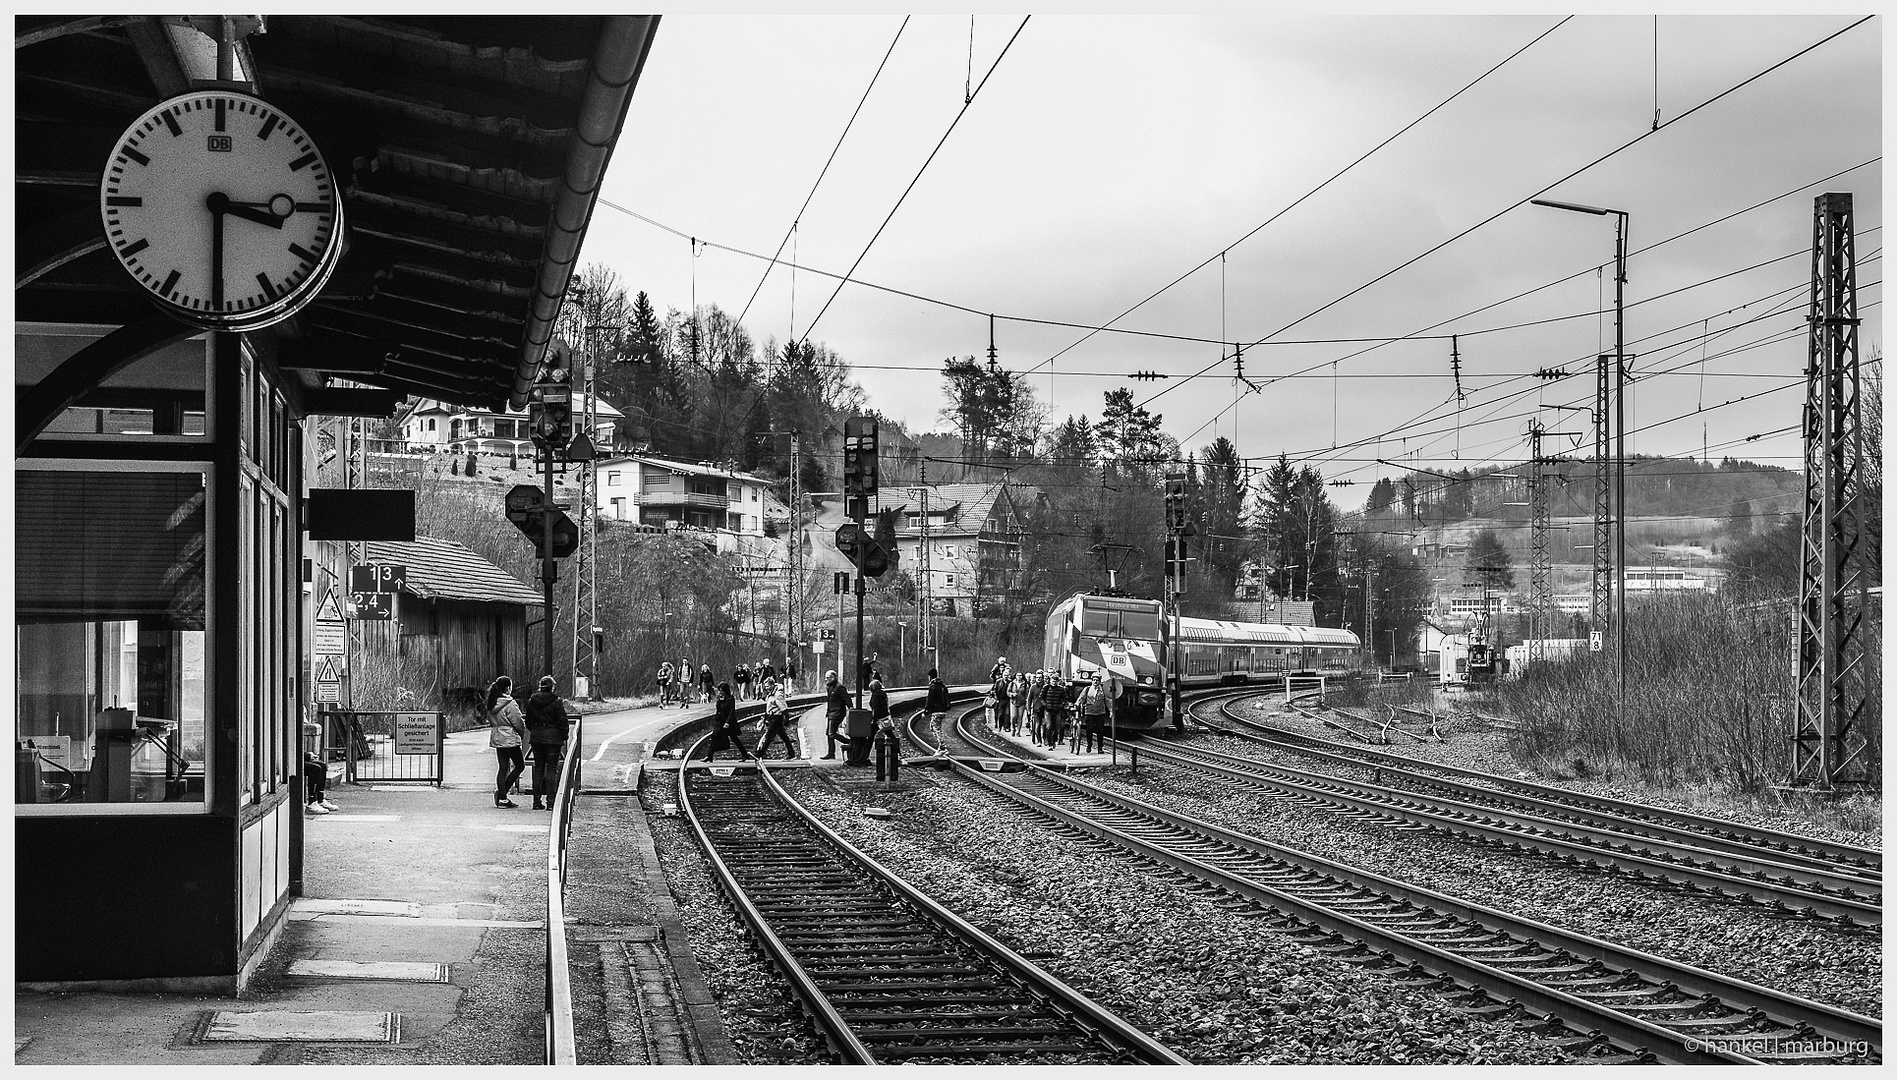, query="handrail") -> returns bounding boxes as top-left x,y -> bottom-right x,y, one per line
544,714 -> 584,1065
